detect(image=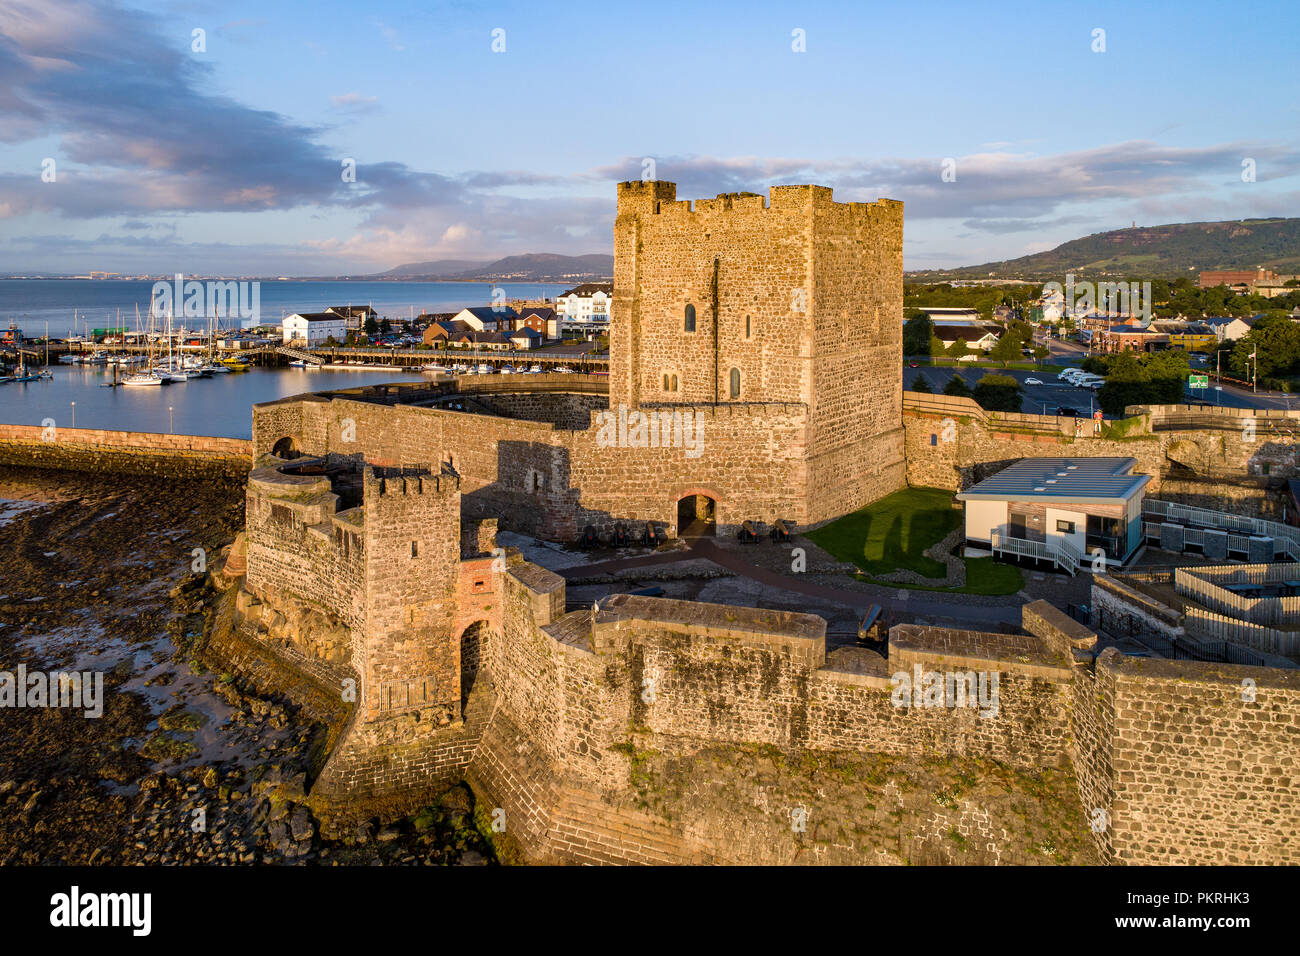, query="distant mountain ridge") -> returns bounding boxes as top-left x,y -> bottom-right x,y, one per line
912,217 -> 1300,280
378,253 -> 613,282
